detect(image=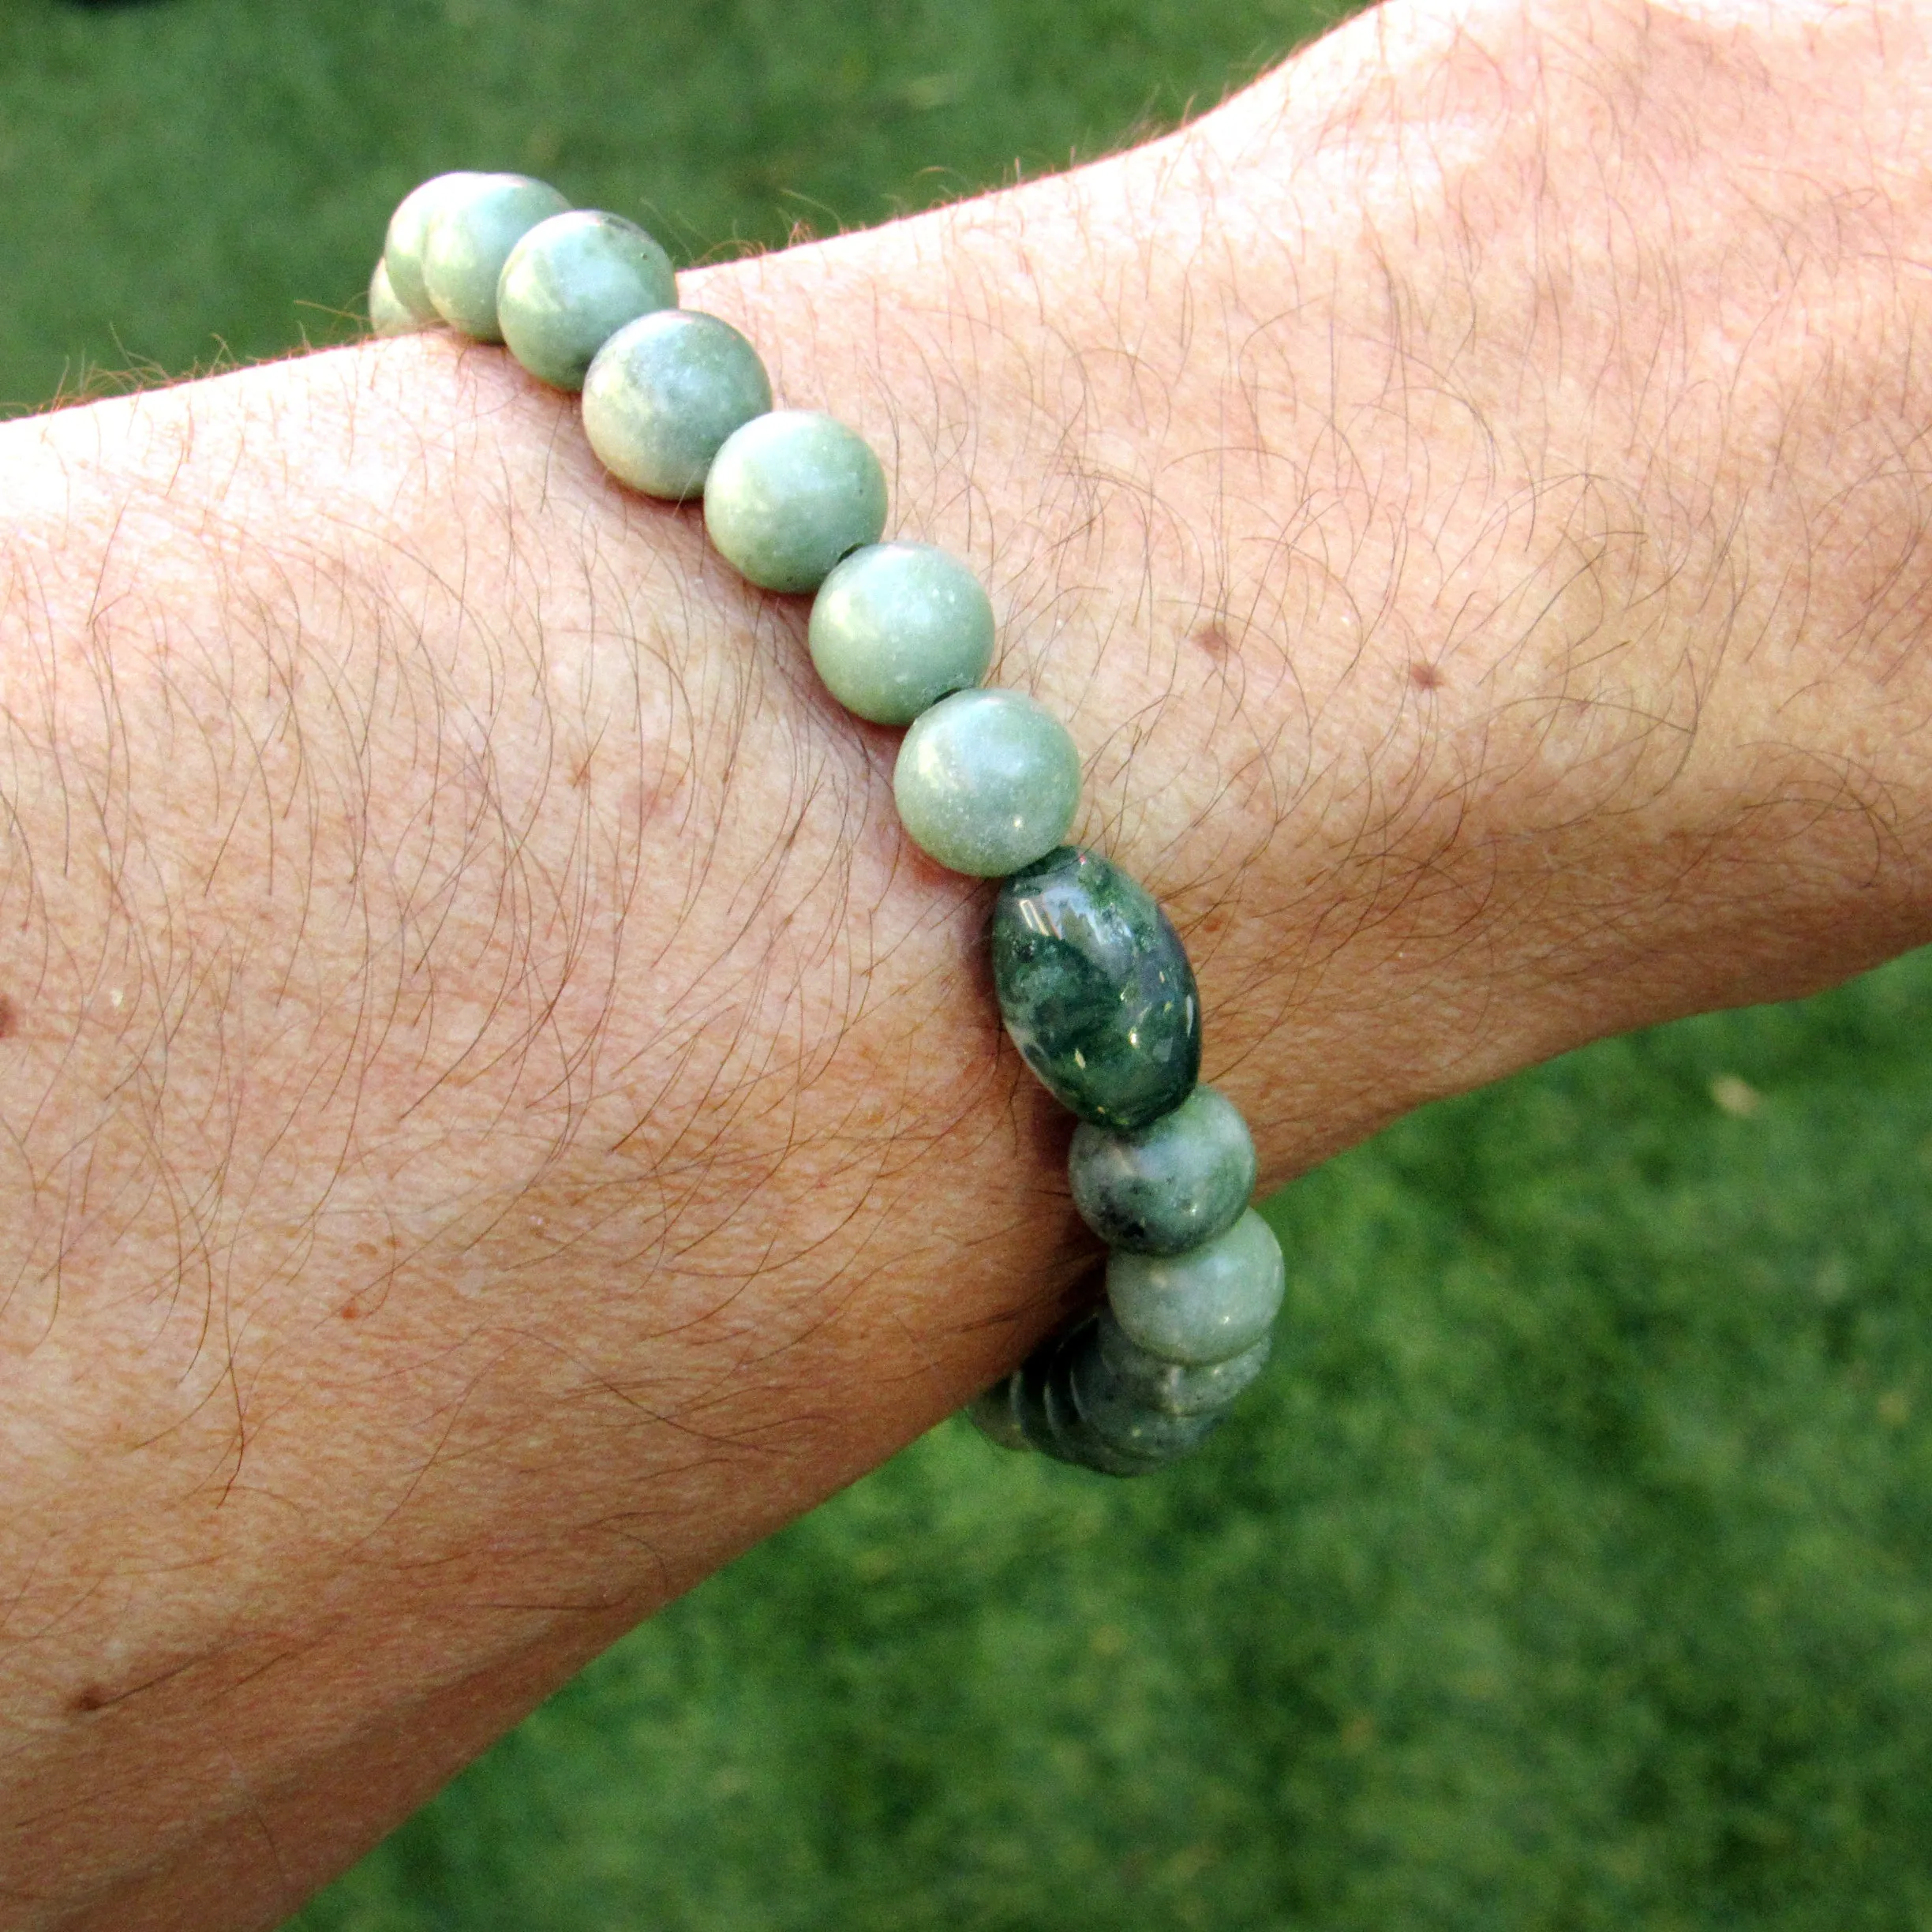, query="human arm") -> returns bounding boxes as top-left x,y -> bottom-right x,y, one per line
7,0 -> 1932,1924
